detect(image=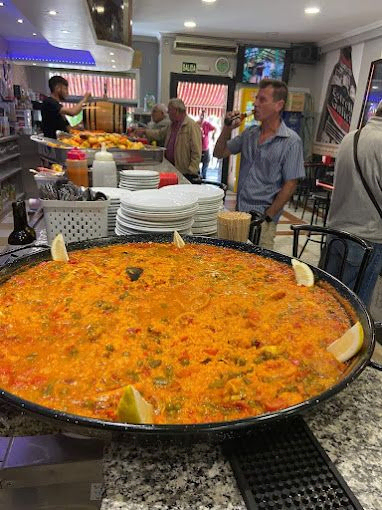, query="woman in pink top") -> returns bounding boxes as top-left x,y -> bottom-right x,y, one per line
198,110 -> 216,179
